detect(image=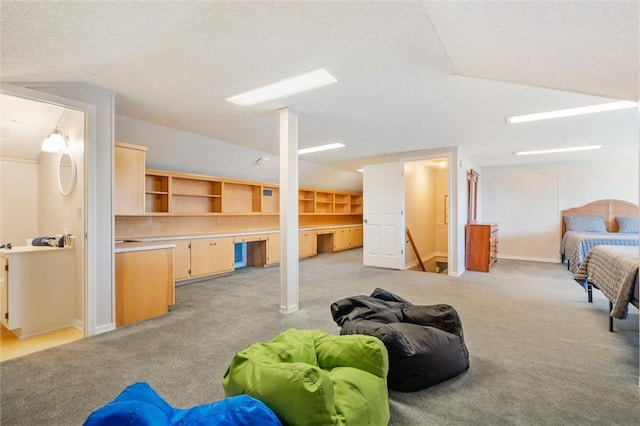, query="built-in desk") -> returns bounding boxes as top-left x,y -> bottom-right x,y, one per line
118,224 -> 363,284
